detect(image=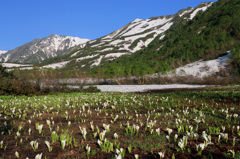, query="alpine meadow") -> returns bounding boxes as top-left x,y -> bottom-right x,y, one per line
1,0 -> 240,158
